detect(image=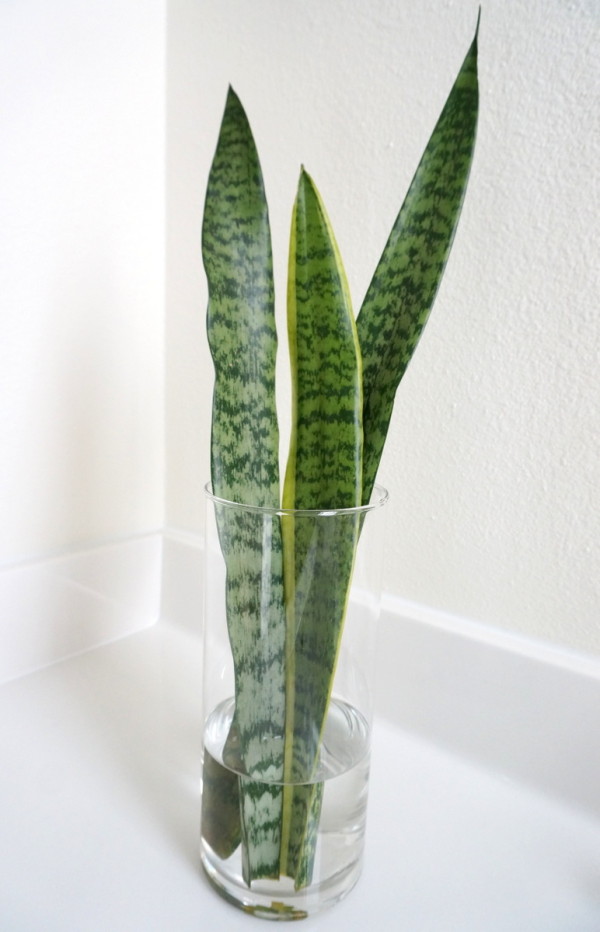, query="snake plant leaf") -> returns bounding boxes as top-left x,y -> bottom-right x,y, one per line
204,86 -> 280,507
203,86 -> 286,882
283,169 -> 363,511
280,170 -> 363,886
357,22 -> 479,502
200,746 -> 242,858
